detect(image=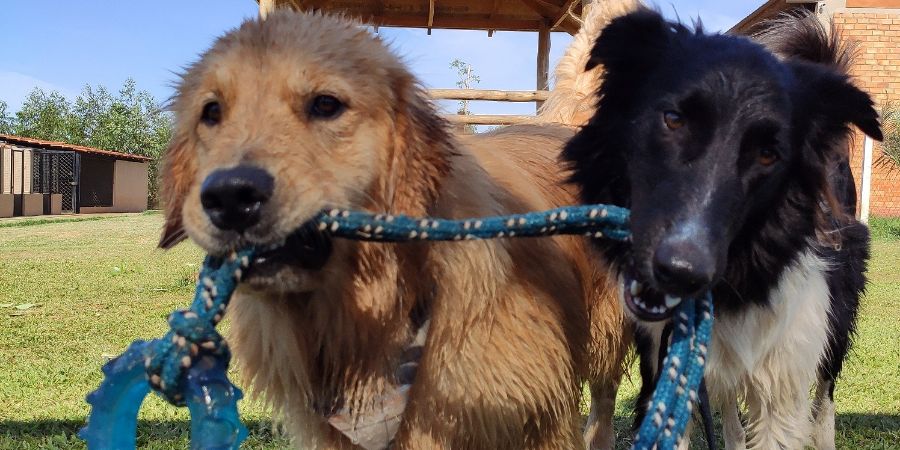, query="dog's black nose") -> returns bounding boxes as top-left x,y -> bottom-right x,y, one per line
652,237 -> 716,296
200,166 -> 274,233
